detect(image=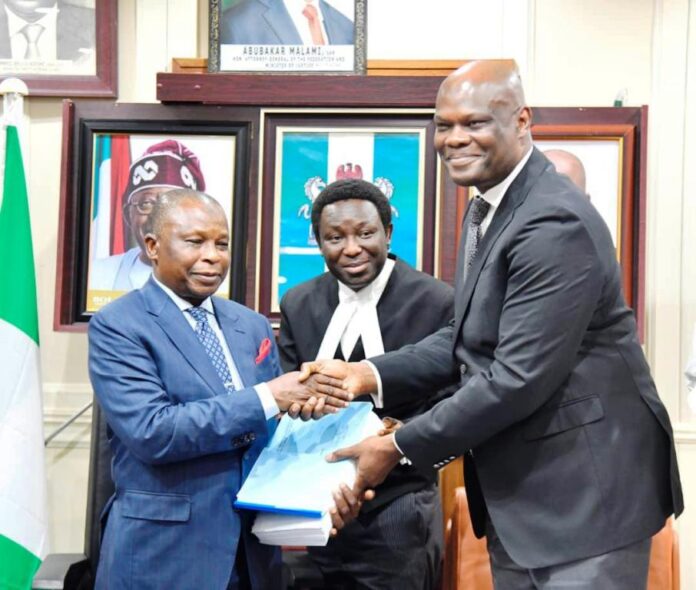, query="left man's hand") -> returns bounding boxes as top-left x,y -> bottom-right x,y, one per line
286,373 -> 354,420
327,434 -> 403,499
